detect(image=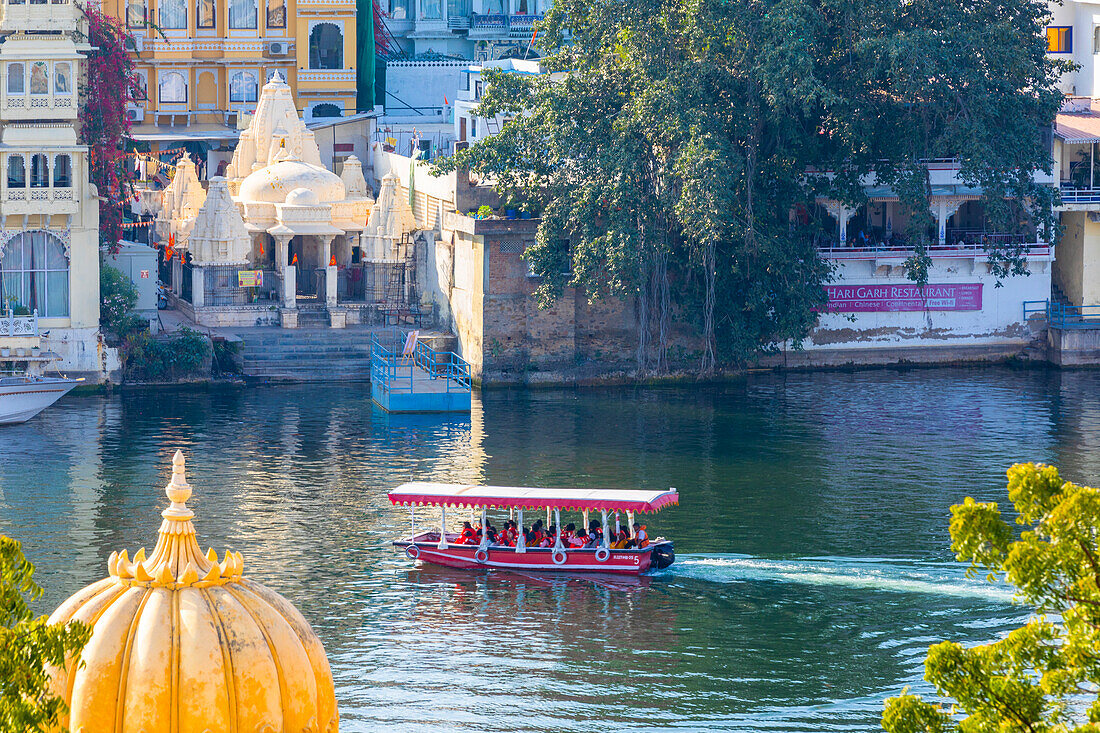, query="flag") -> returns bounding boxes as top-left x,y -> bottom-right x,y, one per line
443,96 -> 448,105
